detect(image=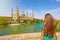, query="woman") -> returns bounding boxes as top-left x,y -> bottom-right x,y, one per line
41,13 -> 57,40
